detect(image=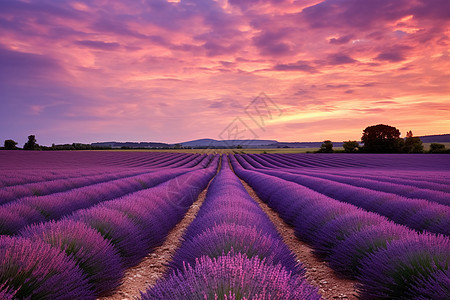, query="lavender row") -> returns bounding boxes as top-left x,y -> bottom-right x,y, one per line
235,155 -> 450,234
0,153 -> 211,193
142,156 -> 320,300
246,153 -> 450,193
251,152 -> 450,172
0,160 -> 218,299
0,151 -> 203,170
0,168 -> 194,235
310,169 -> 450,193
260,170 -> 449,235
0,169 -> 152,205
169,157 -> 304,275
0,169 -> 120,188
281,170 -> 450,206
231,156 -> 449,299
